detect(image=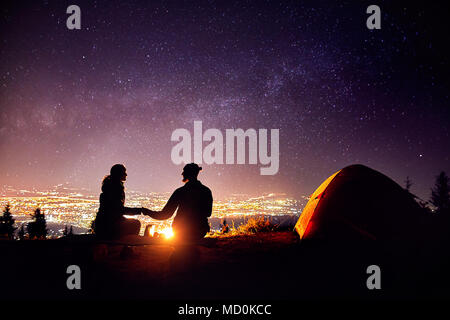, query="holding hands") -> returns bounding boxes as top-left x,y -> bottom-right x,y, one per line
141,207 -> 154,216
